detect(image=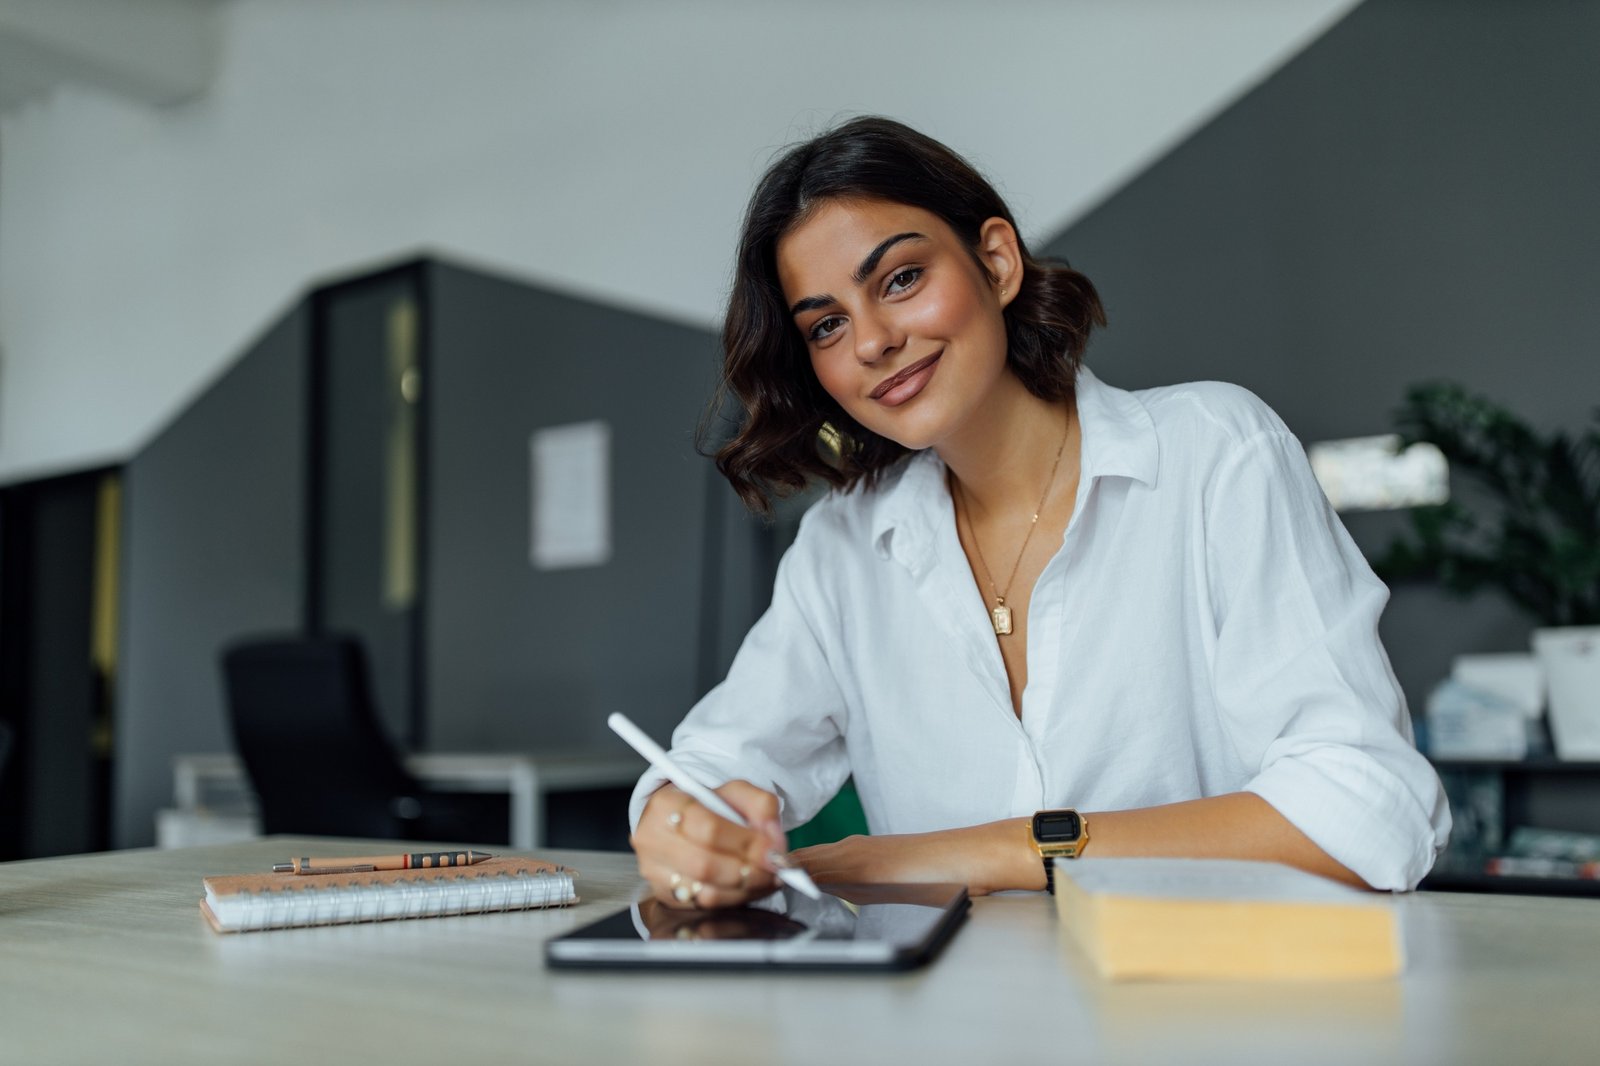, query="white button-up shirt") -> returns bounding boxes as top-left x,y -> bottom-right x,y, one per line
630,368 -> 1451,891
